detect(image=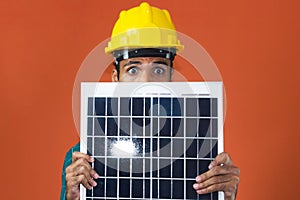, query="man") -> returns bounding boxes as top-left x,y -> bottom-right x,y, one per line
61,2 -> 240,200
